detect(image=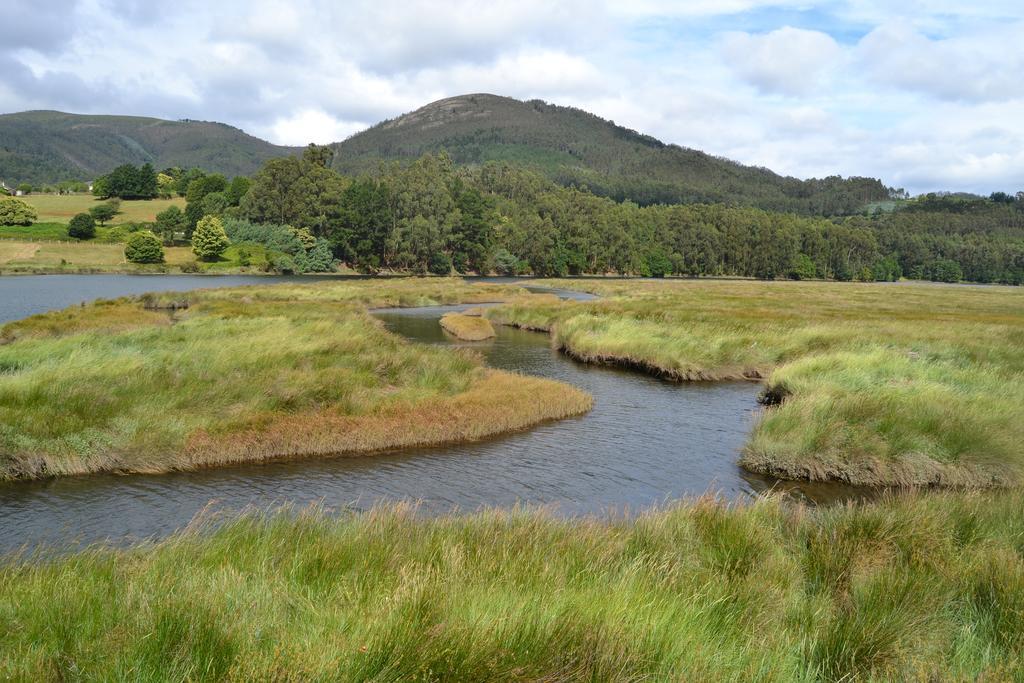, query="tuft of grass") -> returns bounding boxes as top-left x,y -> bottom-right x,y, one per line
488,279 -> 1024,487
1,492 -> 1022,680
0,280 -> 589,480
440,312 -> 497,340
